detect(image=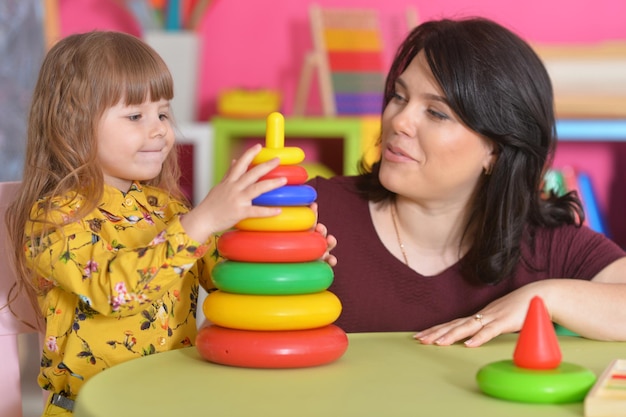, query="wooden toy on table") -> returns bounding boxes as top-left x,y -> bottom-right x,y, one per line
585,359 -> 626,416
